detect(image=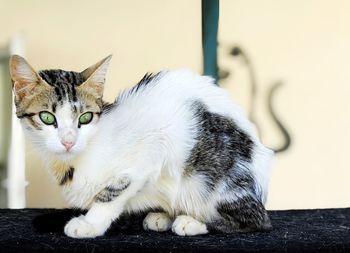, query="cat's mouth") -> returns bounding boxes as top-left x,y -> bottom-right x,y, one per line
54,148 -> 77,159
